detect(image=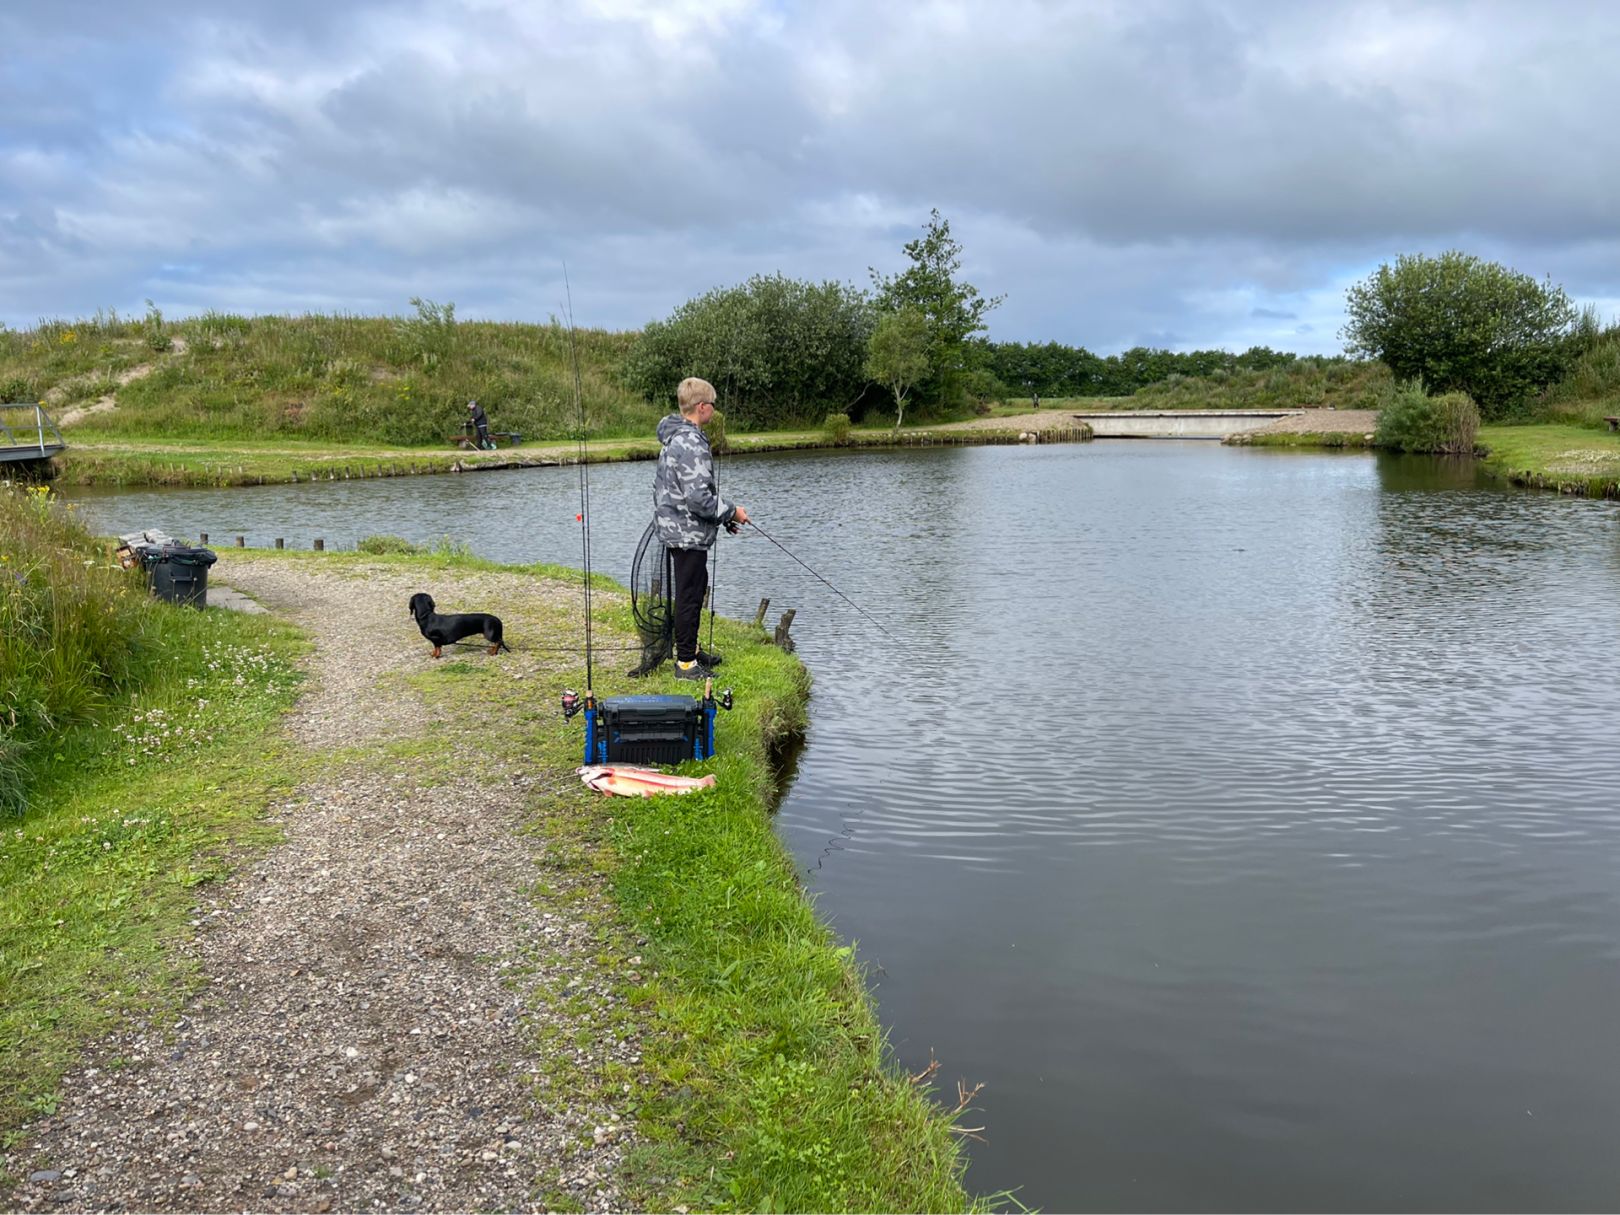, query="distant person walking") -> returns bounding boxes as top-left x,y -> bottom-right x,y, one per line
467,399 -> 492,449
652,377 -> 749,680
